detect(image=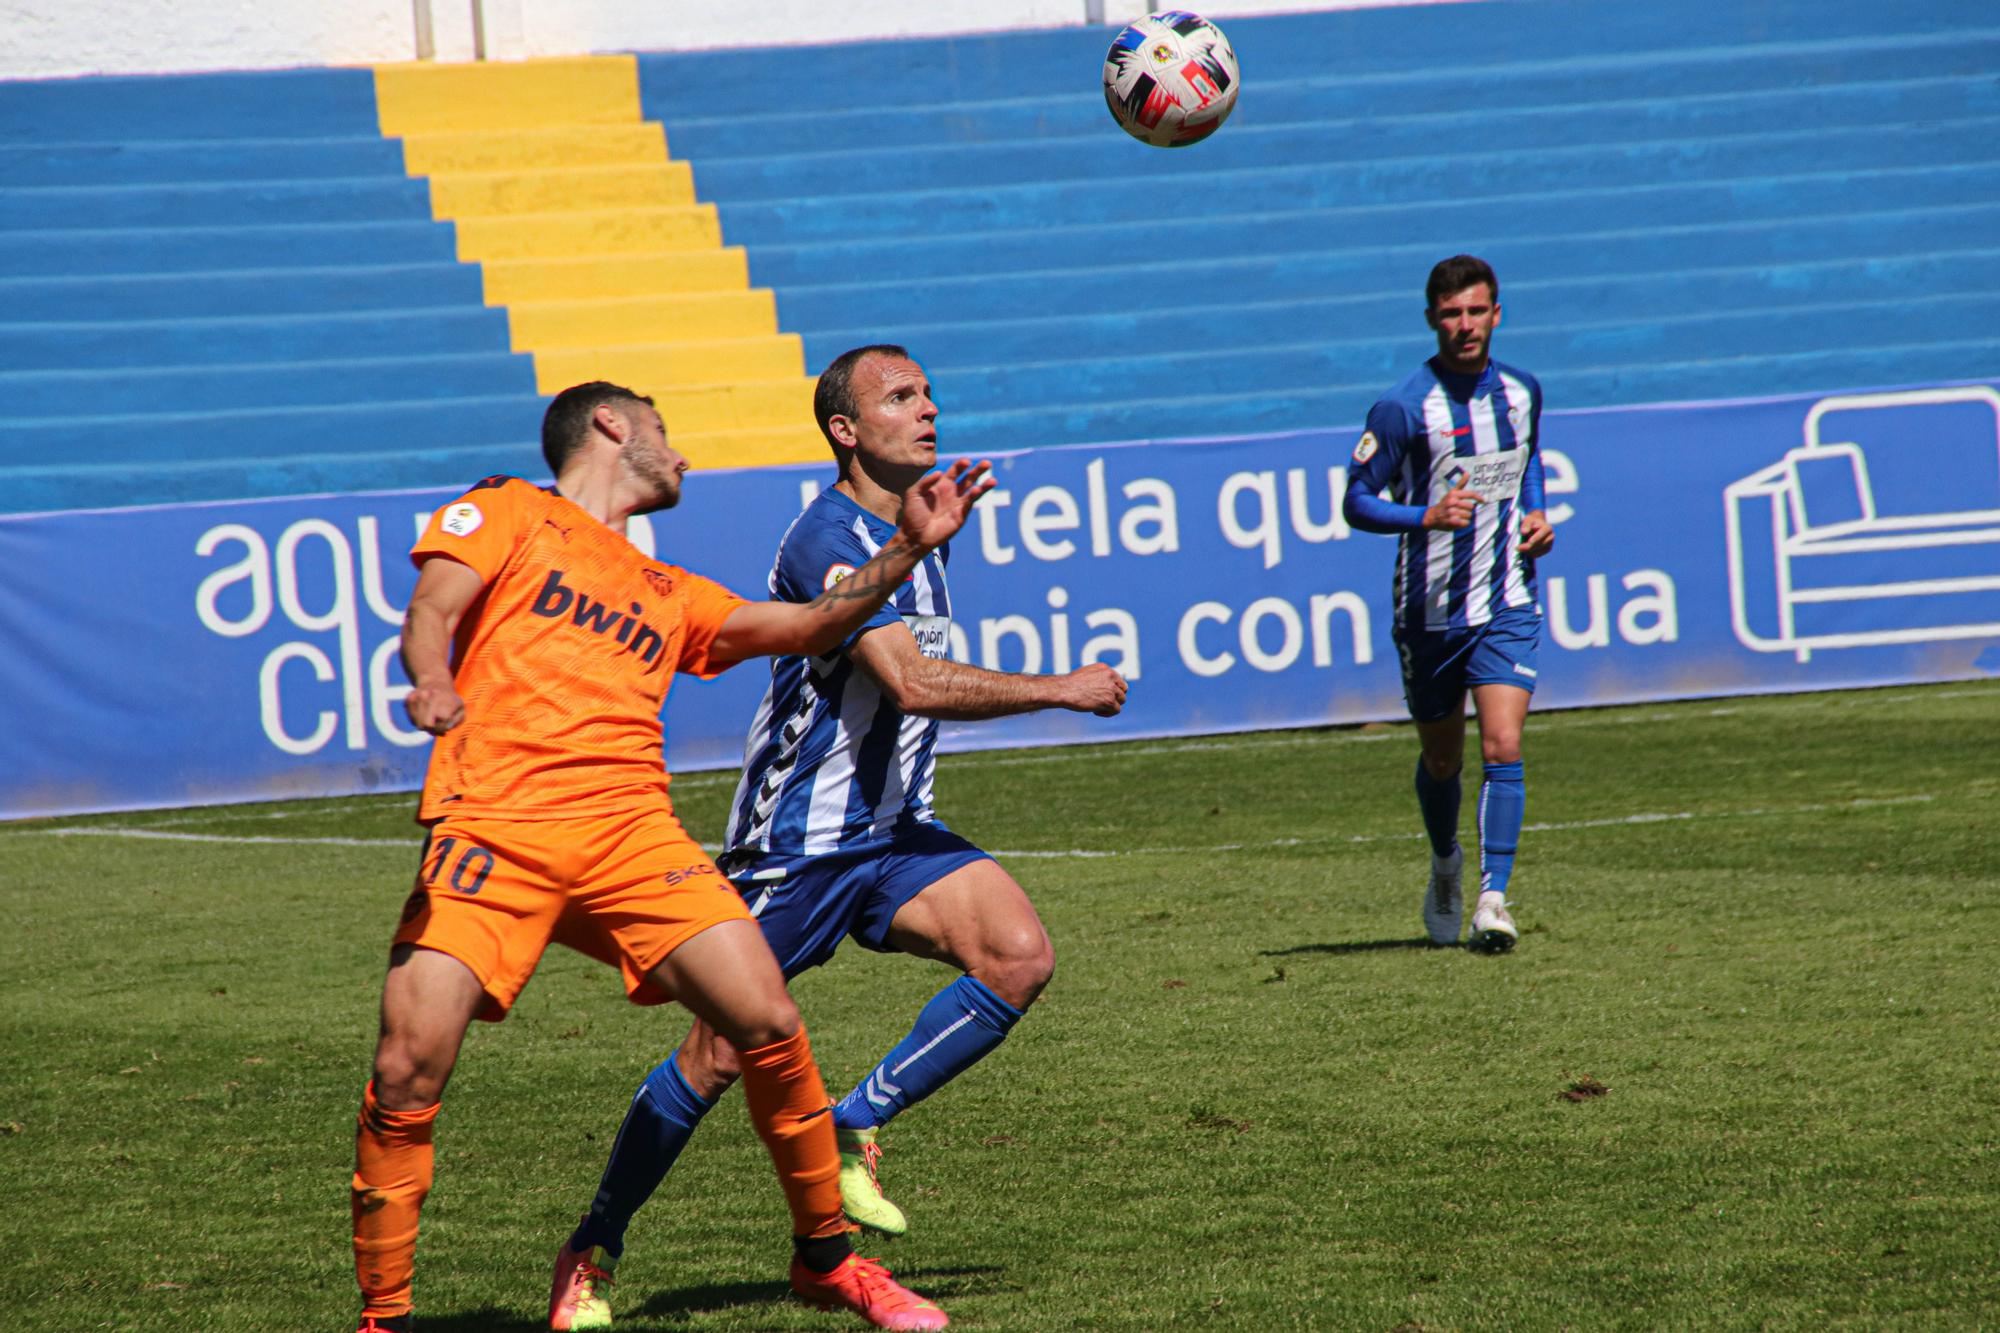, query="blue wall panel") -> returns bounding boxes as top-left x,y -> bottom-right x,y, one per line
6,380 -> 1997,820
